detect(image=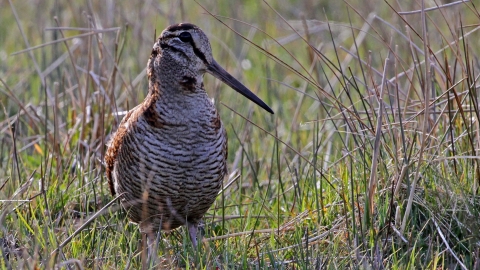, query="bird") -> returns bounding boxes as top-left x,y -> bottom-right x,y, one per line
104,23 -> 273,248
